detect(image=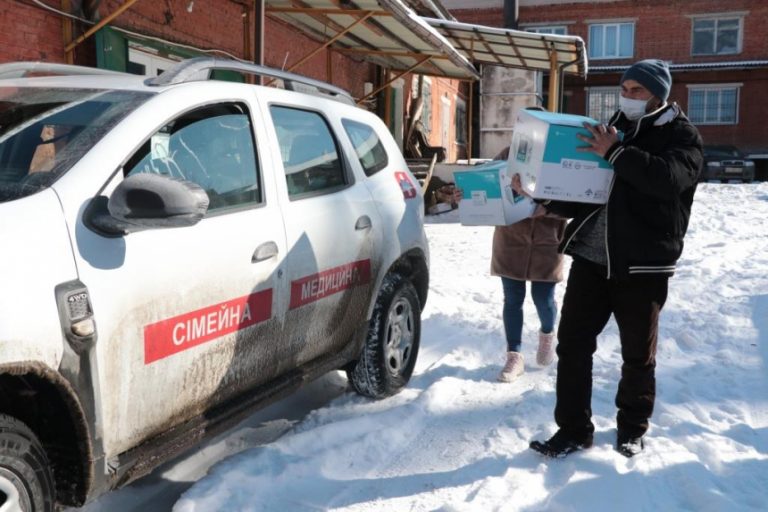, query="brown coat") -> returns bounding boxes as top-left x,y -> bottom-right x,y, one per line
491,211 -> 567,282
